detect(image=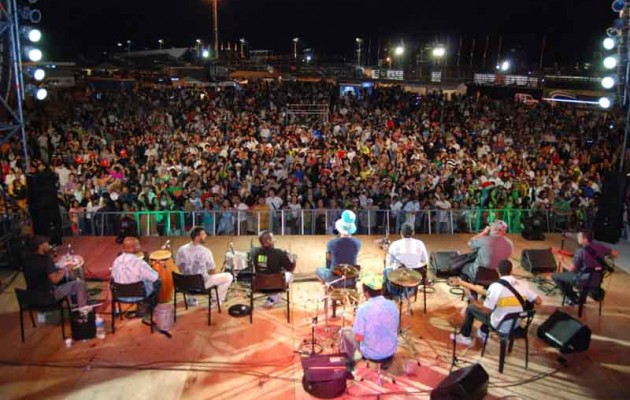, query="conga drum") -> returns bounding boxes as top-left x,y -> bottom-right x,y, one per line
150,249 -> 177,303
